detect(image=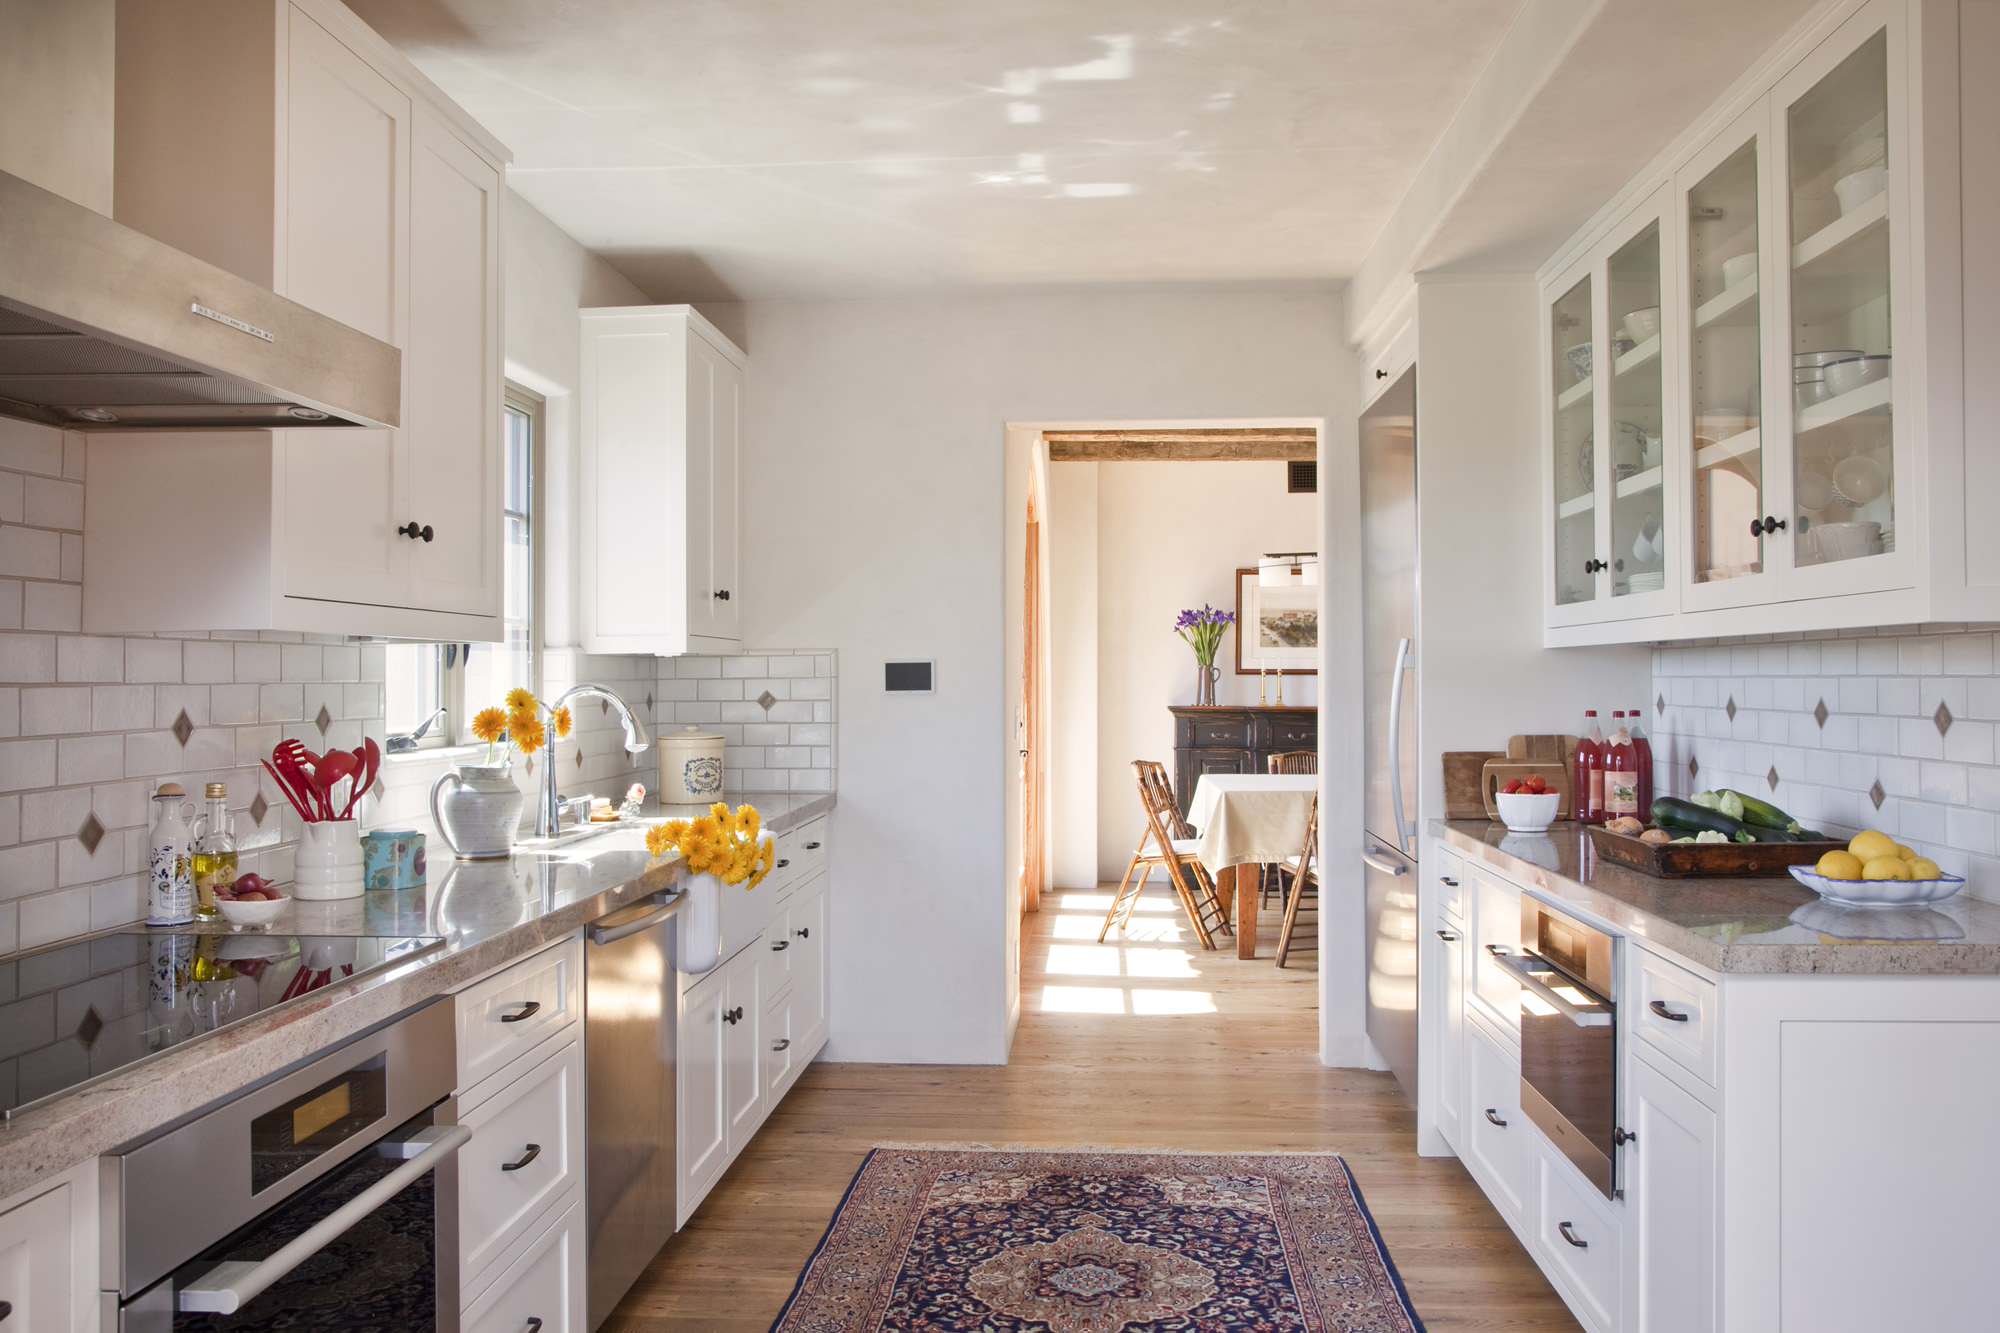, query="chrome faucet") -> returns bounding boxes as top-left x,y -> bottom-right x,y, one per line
535,684 -> 651,839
